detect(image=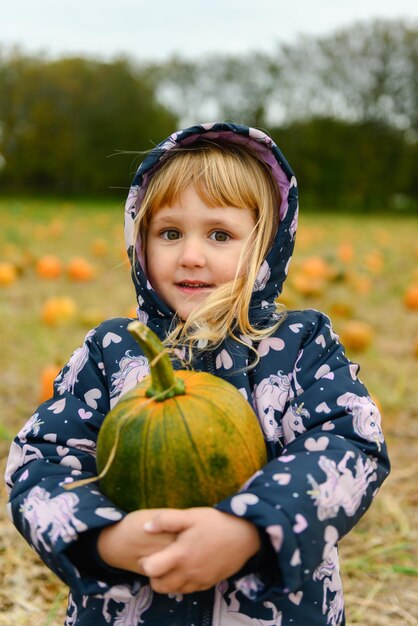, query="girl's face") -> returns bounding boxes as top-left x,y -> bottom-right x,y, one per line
145,185 -> 256,320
